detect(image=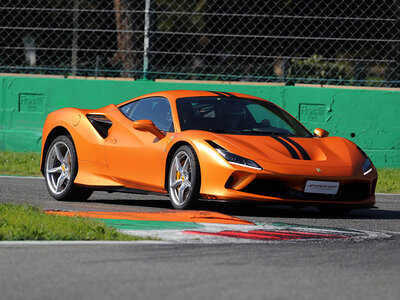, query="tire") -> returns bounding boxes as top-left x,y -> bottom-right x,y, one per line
168,145 -> 201,209
44,135 -> 93,201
